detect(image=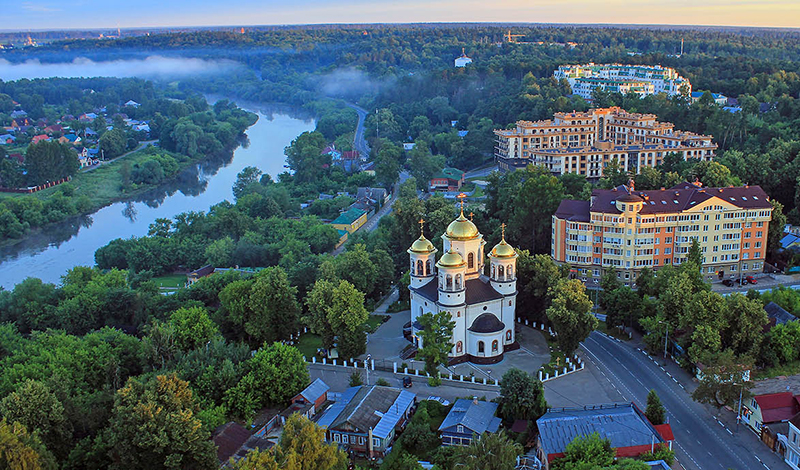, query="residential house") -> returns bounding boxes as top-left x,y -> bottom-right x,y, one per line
83,128 -> 99,138
0,134 -> 15,145
335,229 -> 349,249
132,123 -> 151,133
186,265 -> 215,285
763,302 -> 798,331
535,403 -> 674,469
281,378 -> 329,422
781,233 -> 800,251
429,167 -> 465,192
44,124 -> 63,135
330,207 -> 368,234
438,398 -> 501,446
79,113 -> 97,122
786,413 -> 800,470
691,91 -> 728,105
10,110 -> 27,119
316,385 -> 416,458
741,392 -> 800,434
31,134 -> 50,145
61,114 -> 76,122
212,422 -> 273,466
124,100 -> 141,108
357,187 -> 389,205
337,150 -> 362,173
403,142 -> 416,151
59,134 -> 81,145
